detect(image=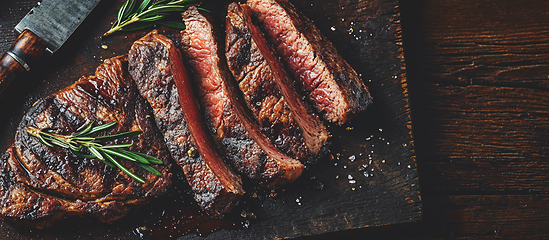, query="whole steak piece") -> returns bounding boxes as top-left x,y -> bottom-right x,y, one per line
225,2 -> 330,163
247,0 -> 373,125
0,56 -> 171,229
128,30 -> 244,217
180,7 -> 304,188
